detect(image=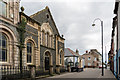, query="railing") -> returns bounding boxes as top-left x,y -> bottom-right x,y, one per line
0,65 -> 68,79
0,66 -> 30,80
60,66 -> 67,73
35,69 -> 50,77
